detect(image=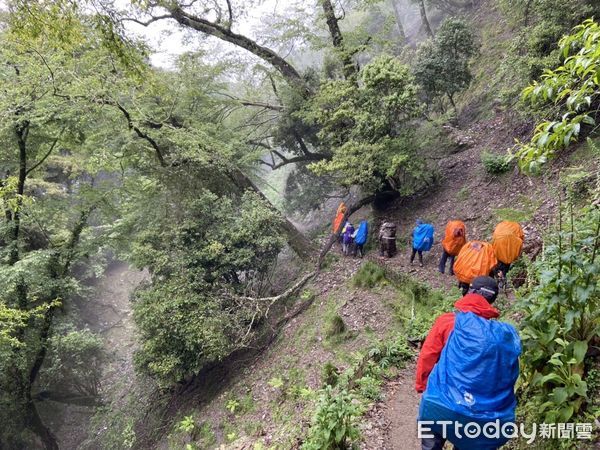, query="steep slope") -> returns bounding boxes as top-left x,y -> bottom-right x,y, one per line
150,108 -> 597,449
